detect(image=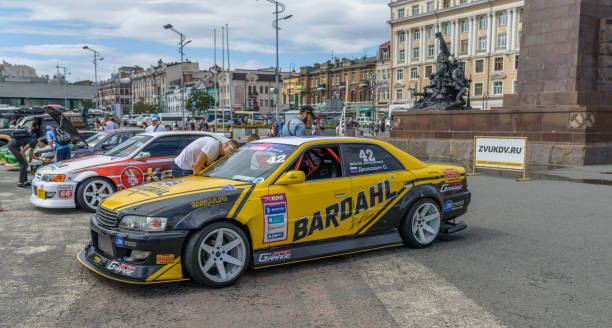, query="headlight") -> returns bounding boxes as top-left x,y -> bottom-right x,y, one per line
42,174 -> 65,182
119,215 -> 167,232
